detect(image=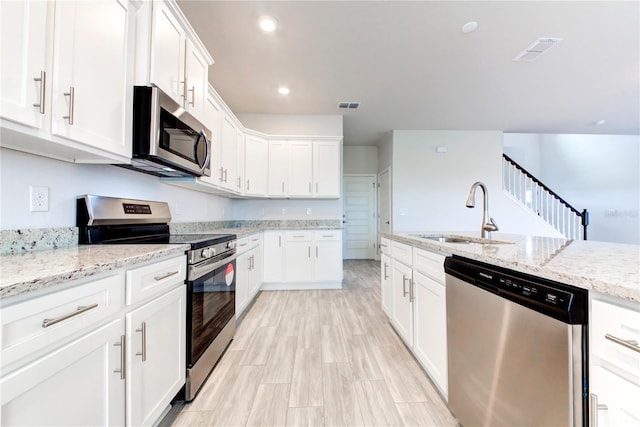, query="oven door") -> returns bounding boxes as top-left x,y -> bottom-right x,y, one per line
186,254 -> 235,367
